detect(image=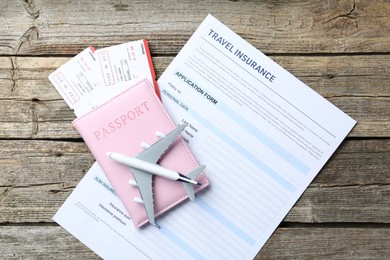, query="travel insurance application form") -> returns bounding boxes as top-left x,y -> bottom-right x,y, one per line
158,14 -> 356,258
54,14 -> 355,259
